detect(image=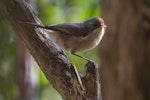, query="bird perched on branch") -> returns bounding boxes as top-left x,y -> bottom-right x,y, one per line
20,17 -> 106,62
